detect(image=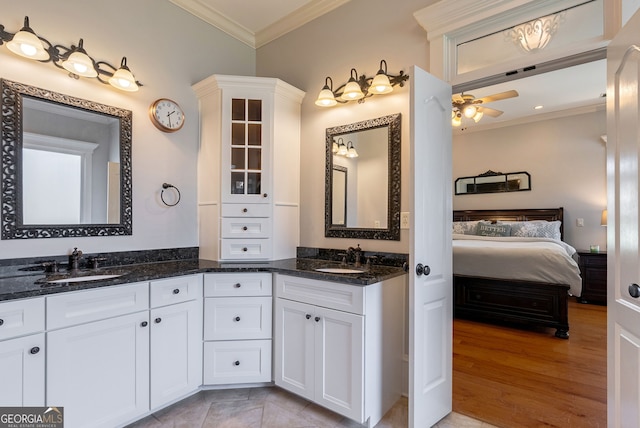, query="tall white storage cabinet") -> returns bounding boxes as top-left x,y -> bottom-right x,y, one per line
193,75 -> 305,261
